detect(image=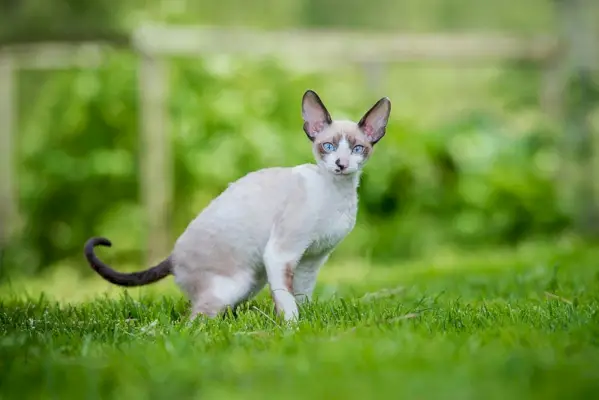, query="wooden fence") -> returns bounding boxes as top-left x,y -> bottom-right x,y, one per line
0,12 -> 596,265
